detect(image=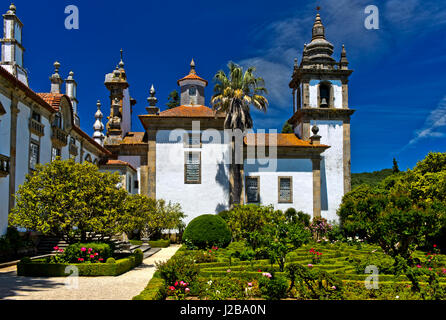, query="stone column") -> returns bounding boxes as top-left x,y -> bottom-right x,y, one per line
8,95 -> 18,213
147,129 -> 156,199
312,157 -> 322,218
